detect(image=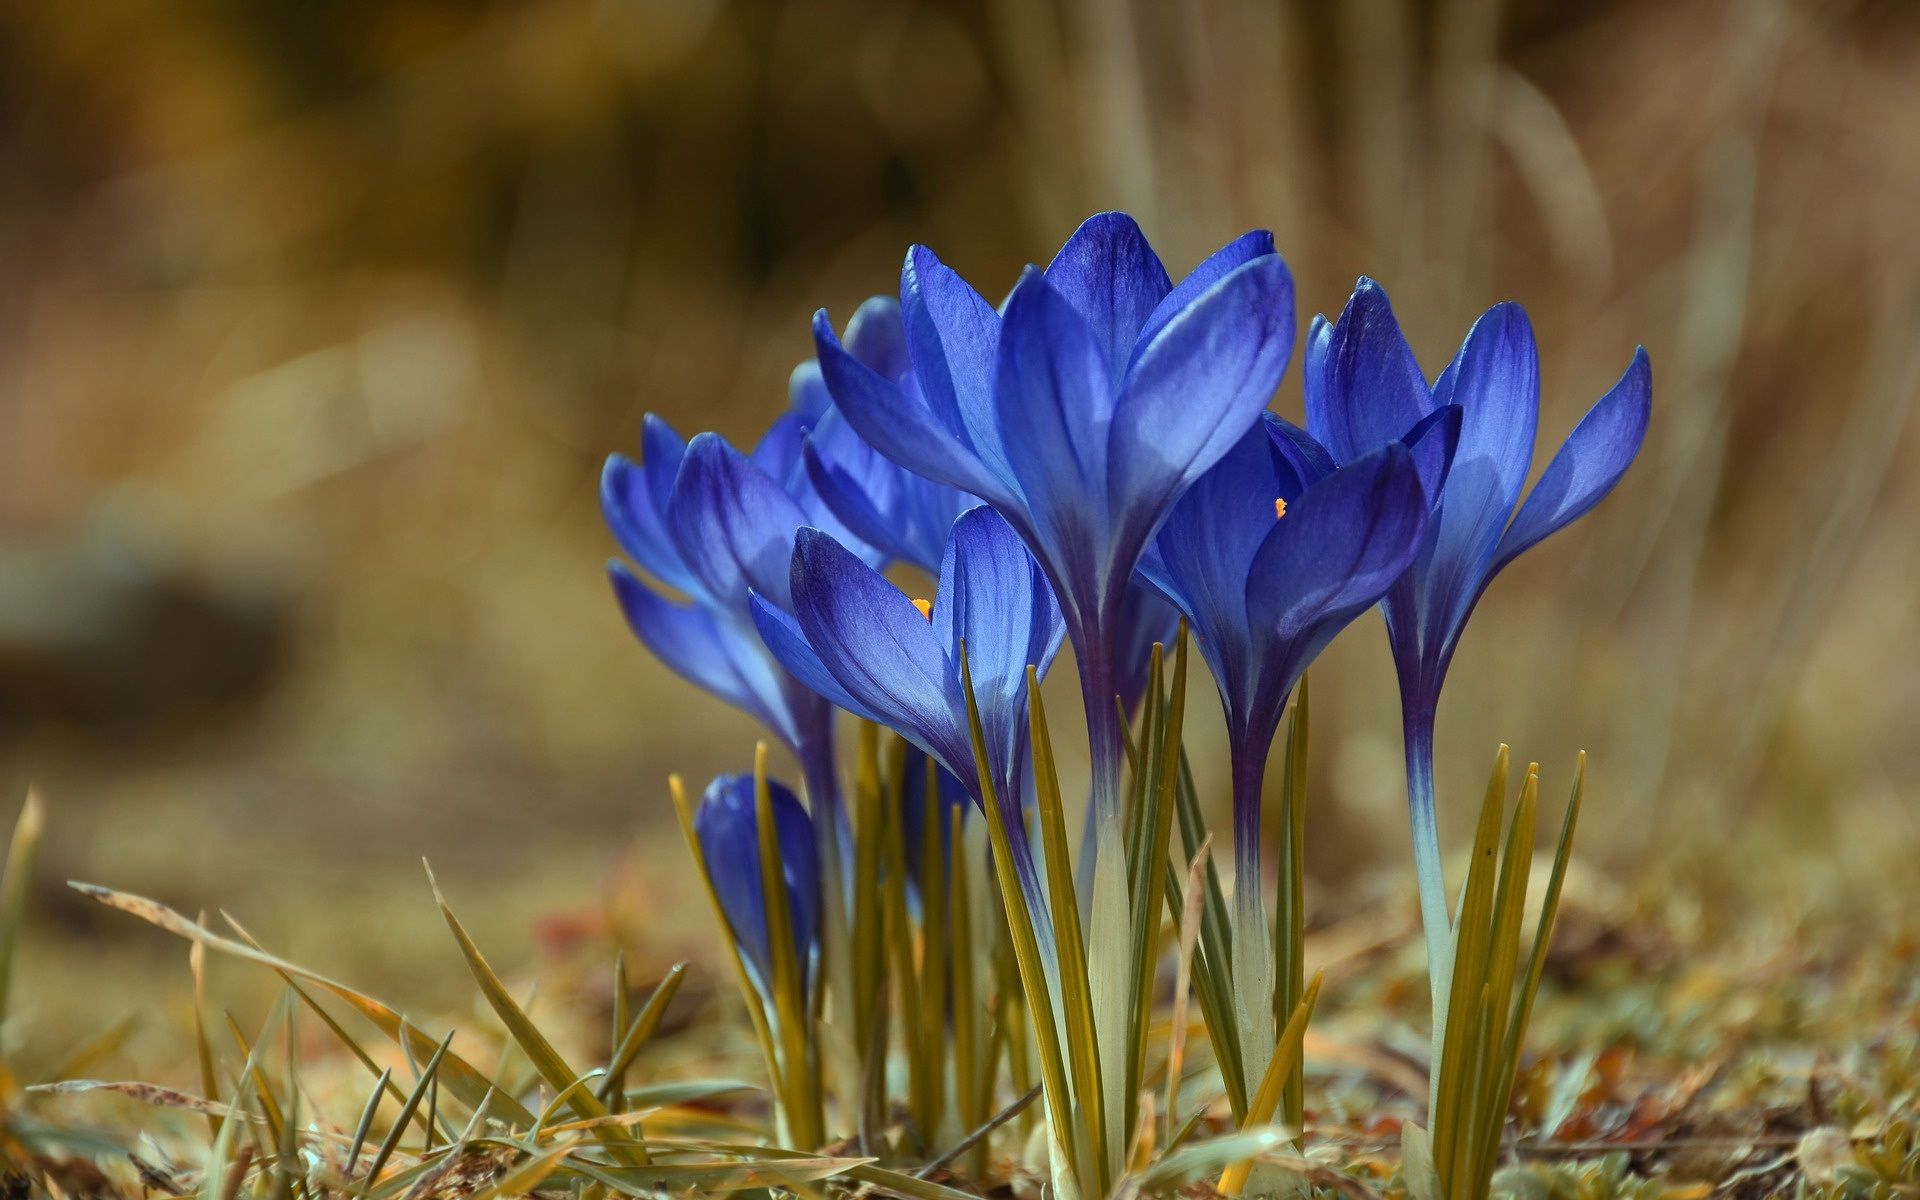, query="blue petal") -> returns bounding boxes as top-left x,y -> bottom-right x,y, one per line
669,434 -> 813,613
790,527 -> 960,762
900,245 -> 1011,482
750,592 -> 884,724
750,411 -> 808,484
1134,230 -> 1277,360
841,295 -> 912,381
1401,403 -> 1463,508
1042,212 -> 1173,383
1141,423 -> 1290,705
694,773 -> 819,994
608,561 -> 795,744
1419,302 -> 1540,645
1493,347 -> 1651,573
993,270 -> 1116,572
814,309 -> 1010,504
931,506 -> 1064,773
1246,443 -> 1429,666
1109,252 -> 1295,558
801,418 -> 909,563
1265,414 -> 1337,486
789,361 -> 834,424
601,452 -> 700,599
1304,279 -> 1434,464
804,410 -> 973,574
